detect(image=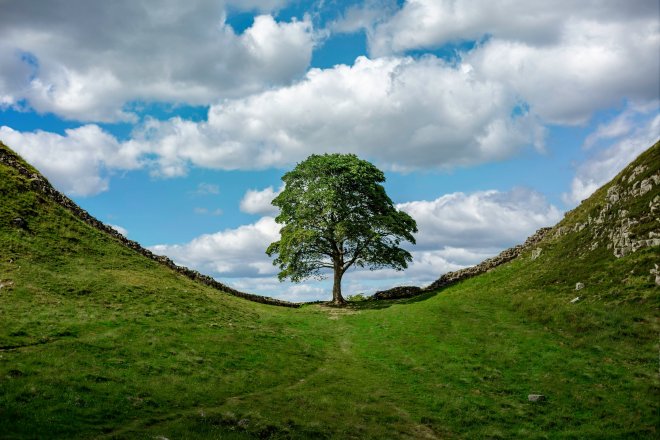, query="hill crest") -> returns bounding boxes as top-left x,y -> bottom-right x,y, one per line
0,141 -> 299,308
